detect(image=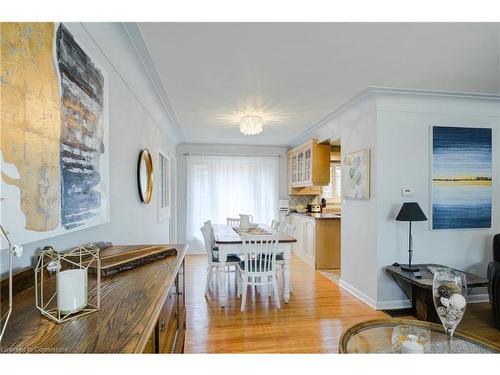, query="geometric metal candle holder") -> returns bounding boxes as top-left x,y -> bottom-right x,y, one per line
35,244 -> 101,324
0,225 -> 24,343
